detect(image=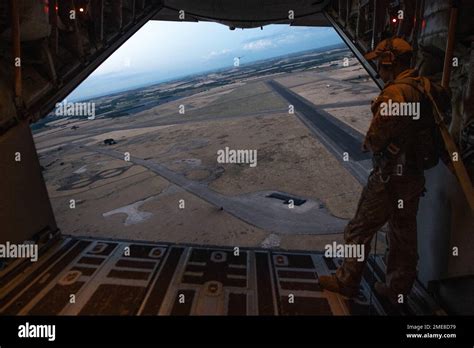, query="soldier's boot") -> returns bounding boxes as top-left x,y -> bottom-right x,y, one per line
374,281 -> 402,305
319,274 -> 359,298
